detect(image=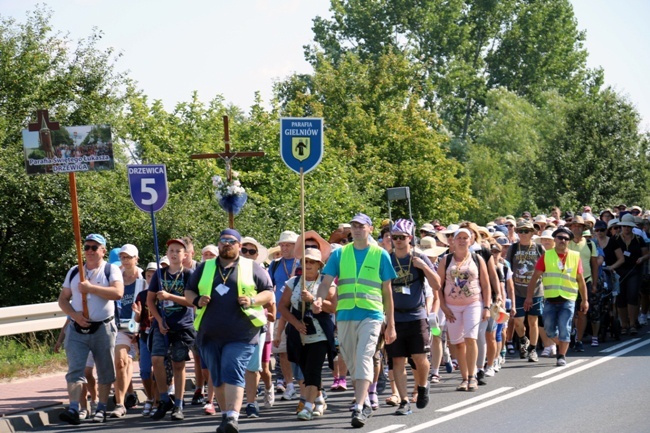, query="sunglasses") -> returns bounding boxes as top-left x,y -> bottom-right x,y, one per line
611,226 -> 621,230
219,238 -> 238,245
392,235 -> 408,241
445,233 -> 454,238
517,229 -> 532,234
555,236 -> 570,241
241,247 -> 257,255
84,244 -> 100,251
594,228 -> 606,233
506,225 -> 514,228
